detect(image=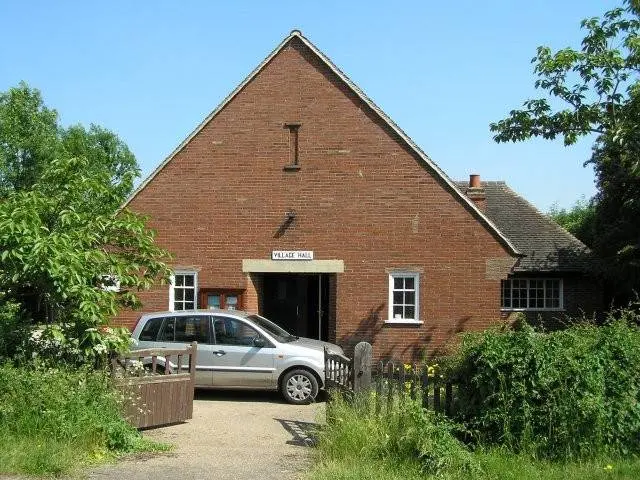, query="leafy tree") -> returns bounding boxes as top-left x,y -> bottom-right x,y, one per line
0,84 -> 171,364
61,125 -> 138,213
548,197 -> 596,247
0,155 -> 171,364
0,83 -> 58,194
490,3 -> 640,147
0,82 -> 139,212
491,1 -> 640,301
